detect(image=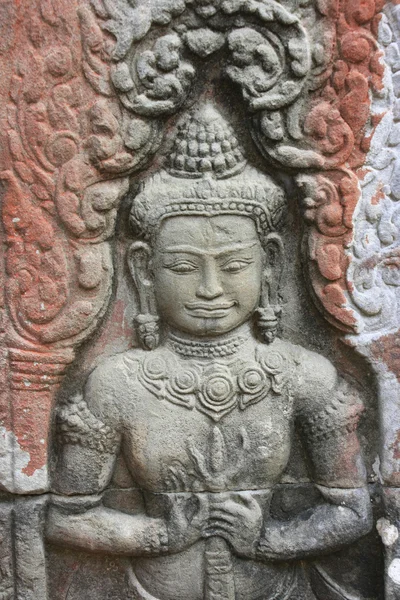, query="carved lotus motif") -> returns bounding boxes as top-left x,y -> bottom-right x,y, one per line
238,366 -> 266,395
257,349 -> 287,394
139,353 -> 174,396
165,366 -> 200,408
136,347 -> 287,420
197,365 -> 237,420
143,355 -> 169,379
238,365 -> 270,408
172,369 -> 199,394
258,350 -> 284,374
